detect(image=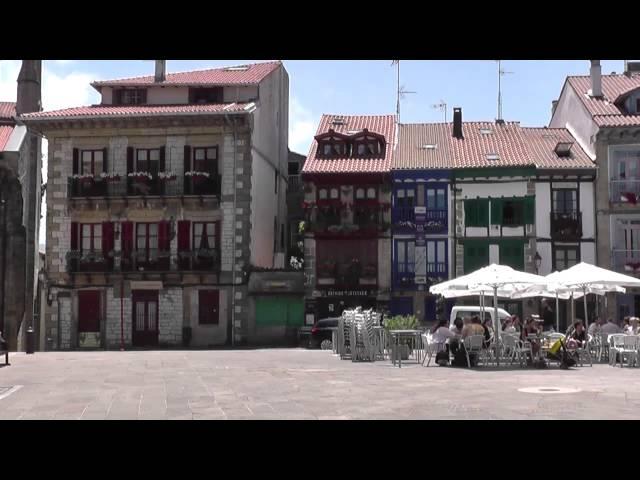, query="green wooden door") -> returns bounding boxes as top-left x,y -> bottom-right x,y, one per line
255,297 -> 304,327
464,240 -> 489,274
499,240 -> 525,270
